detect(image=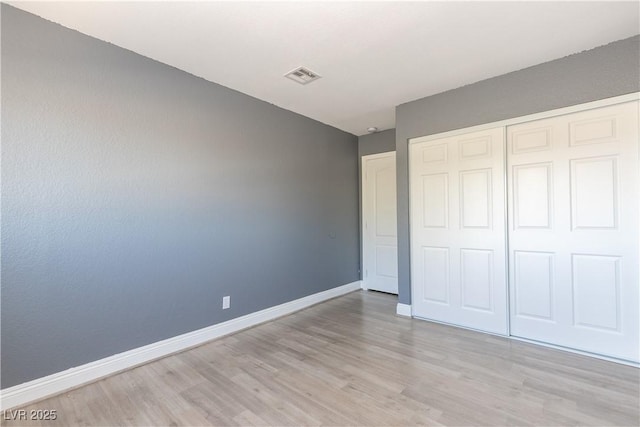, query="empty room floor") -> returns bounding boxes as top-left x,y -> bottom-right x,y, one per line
3,291 -> 638,427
